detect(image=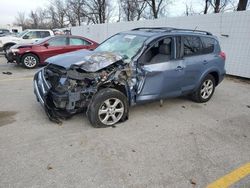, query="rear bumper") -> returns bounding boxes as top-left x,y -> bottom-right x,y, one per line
218,70 -> 226,85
